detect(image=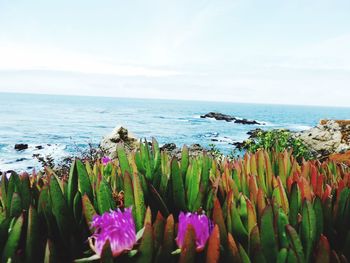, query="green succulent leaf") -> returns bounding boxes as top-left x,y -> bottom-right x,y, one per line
2,215 -> 23,262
